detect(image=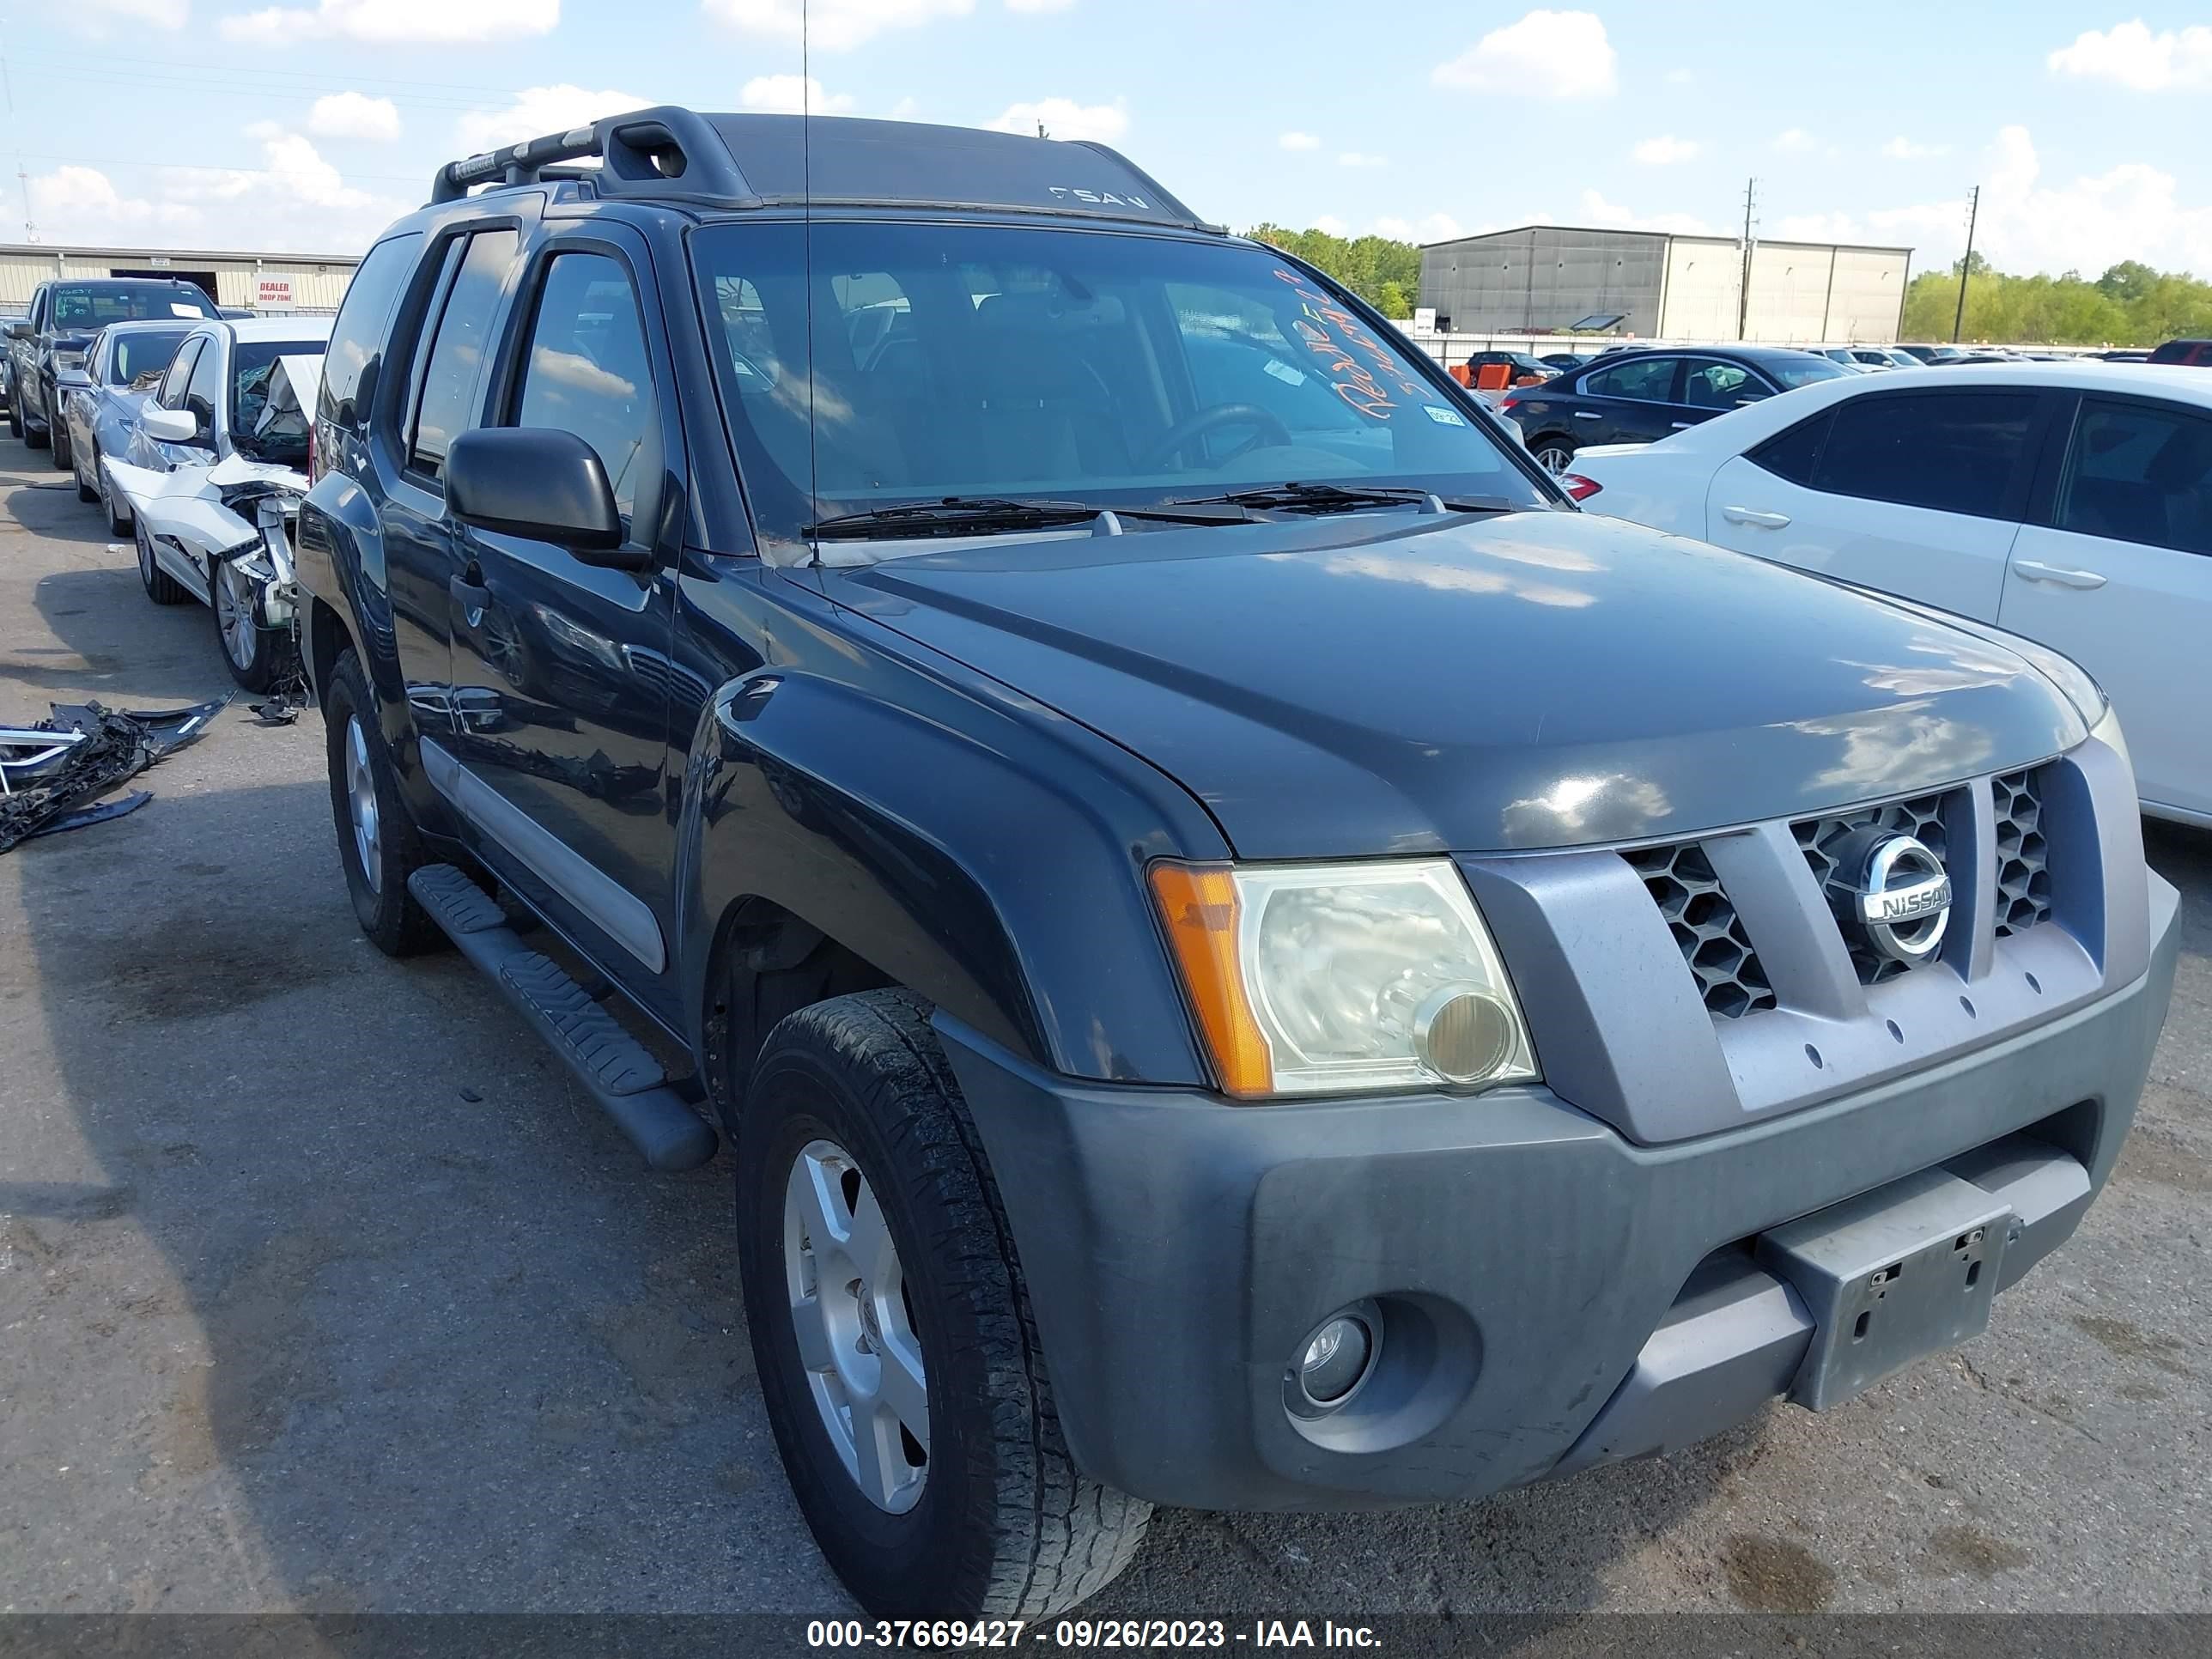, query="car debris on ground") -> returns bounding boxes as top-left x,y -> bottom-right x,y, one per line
0,696 -> 226,851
